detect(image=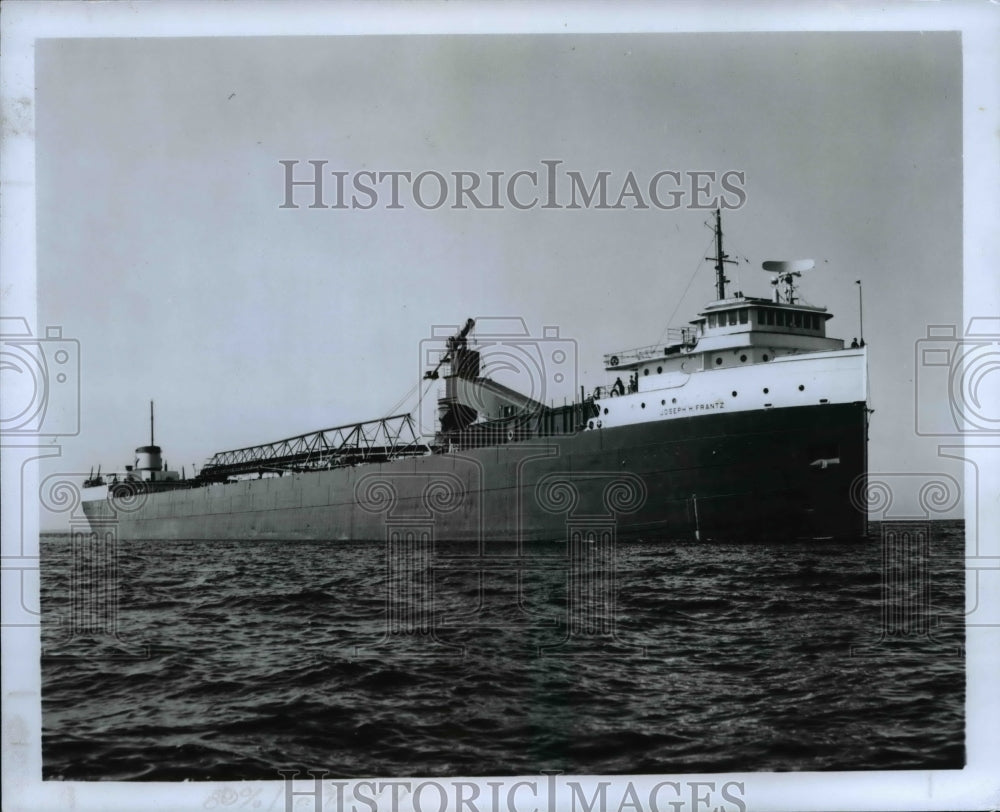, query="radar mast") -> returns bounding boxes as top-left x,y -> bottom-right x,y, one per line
707,209 -> 737,300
